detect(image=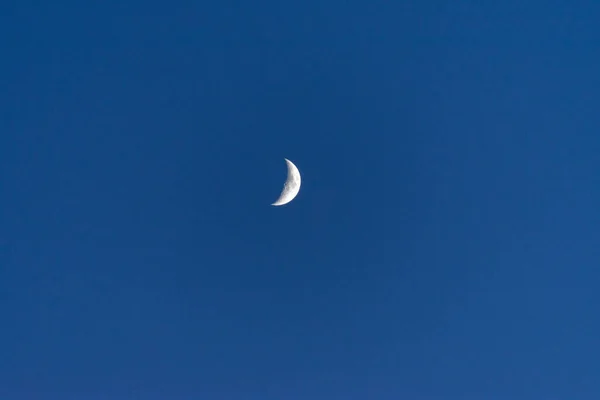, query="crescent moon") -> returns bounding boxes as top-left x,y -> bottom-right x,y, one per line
271,158 -> 301,206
